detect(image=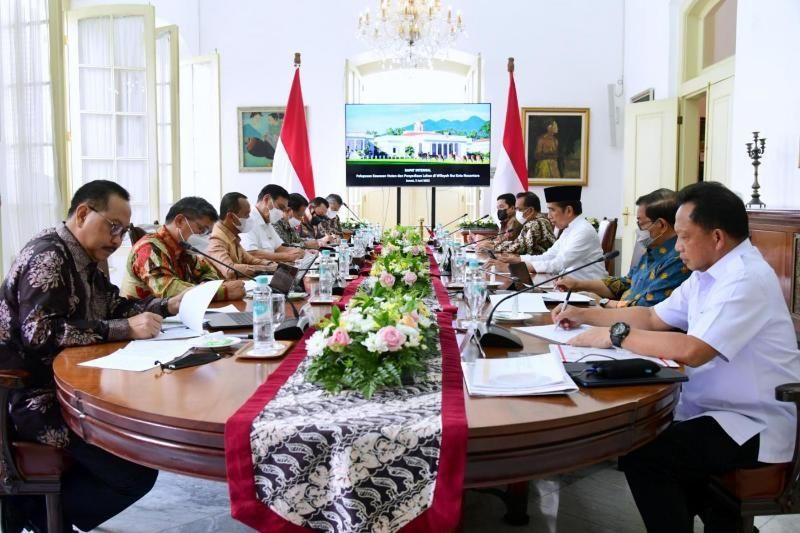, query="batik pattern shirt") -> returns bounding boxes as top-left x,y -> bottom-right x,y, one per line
495,214 -> 556,255
121,225 -> 229,301
205,222 -> 277,279
0,225 -> 166,447
602,236 -> 690,307
495,217 -> 523,246
273,219 -> 305,246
